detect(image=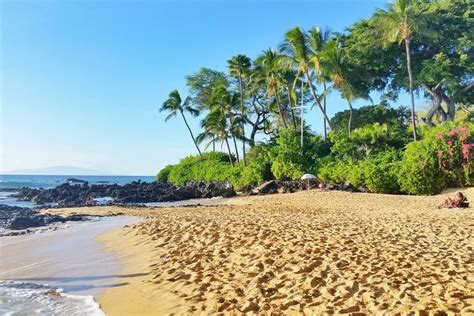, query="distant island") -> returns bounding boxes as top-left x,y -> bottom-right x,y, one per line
3,166 -> 113,176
